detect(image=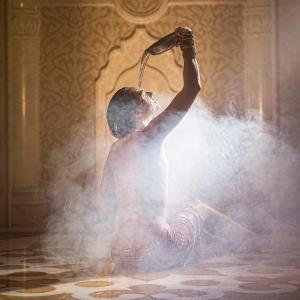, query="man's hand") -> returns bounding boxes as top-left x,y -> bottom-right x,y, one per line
175,27 -> 193,37
142,26 -> 200,140
175,27 -> 196,58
